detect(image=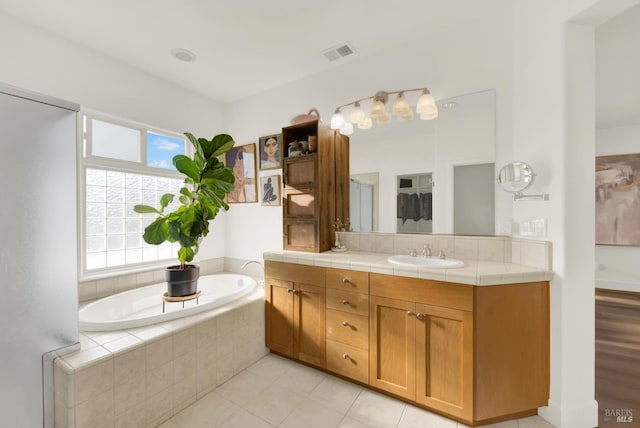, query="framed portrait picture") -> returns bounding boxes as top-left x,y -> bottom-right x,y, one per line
596,152 -> 640,246
260,175 -> 281,206
258,134 -> 283,170
225,143 -> 258,203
